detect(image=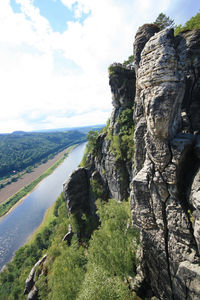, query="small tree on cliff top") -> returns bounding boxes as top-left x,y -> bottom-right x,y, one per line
154,13 -> 175,30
